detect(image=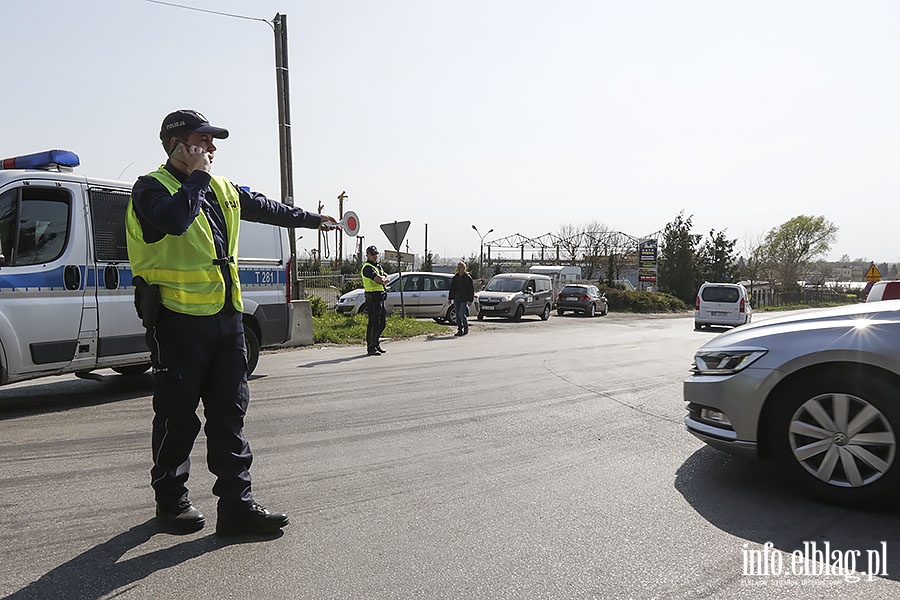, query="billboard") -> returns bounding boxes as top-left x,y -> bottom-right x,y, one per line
639,238 -> 658,283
